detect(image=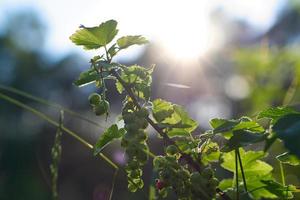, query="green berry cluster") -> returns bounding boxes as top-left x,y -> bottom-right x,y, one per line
153,145 -> 219,200
88,93 -> 109,116
121,100 -> 150,192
